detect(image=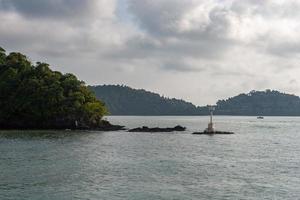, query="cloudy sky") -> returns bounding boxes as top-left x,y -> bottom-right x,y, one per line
1,0 -> 300,105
